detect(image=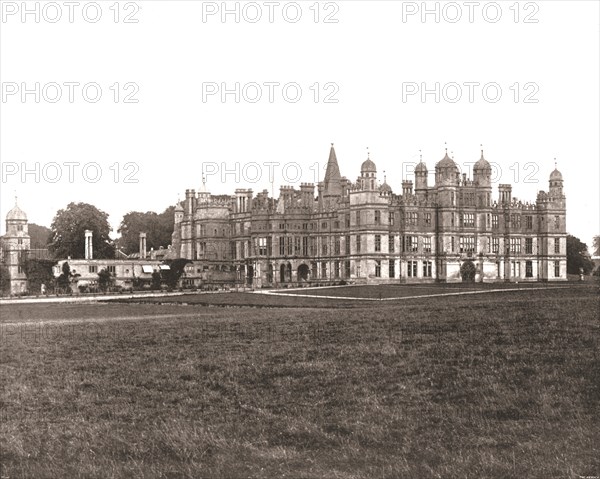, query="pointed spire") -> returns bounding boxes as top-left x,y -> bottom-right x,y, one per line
323,143 -> 342,196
